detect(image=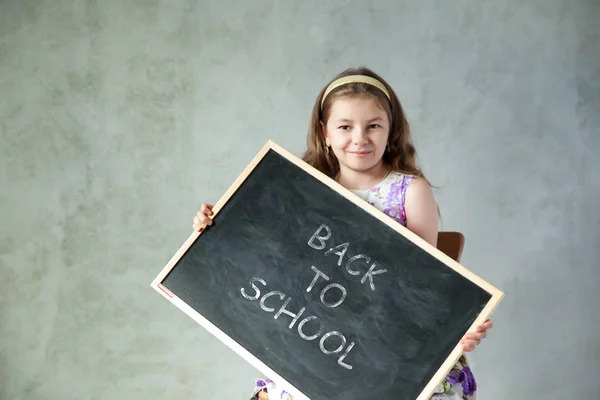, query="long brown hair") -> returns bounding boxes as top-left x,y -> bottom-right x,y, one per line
301,67 -> 428,183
